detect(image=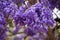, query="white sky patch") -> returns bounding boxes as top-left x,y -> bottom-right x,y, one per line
53,7 -> 60,19
25,1 -> 28,6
